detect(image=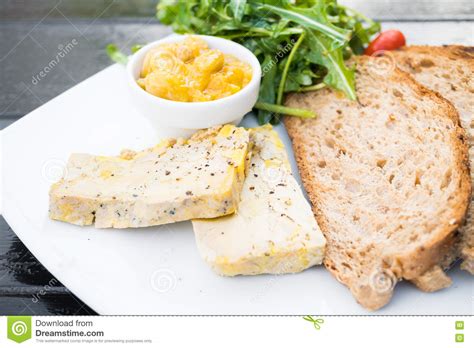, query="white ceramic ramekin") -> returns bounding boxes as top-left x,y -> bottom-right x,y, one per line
126,34 -> 261,138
